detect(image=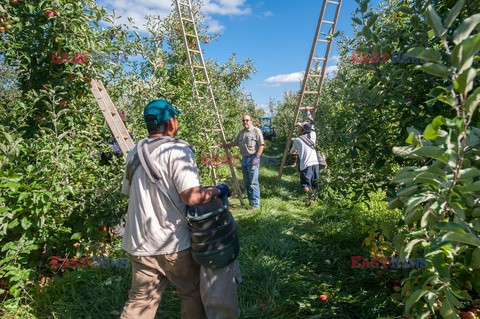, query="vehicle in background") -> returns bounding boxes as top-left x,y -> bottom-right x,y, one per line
258,116 -> 276,140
